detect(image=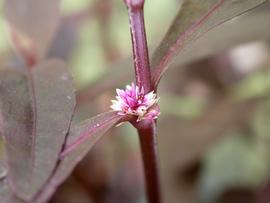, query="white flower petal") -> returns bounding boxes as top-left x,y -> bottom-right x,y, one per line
110,105 -> 122,111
